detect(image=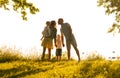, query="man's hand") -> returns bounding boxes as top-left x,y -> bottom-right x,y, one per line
40,38 -> 42,40
55,44 -> 57,47
63,43 -> 65,47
